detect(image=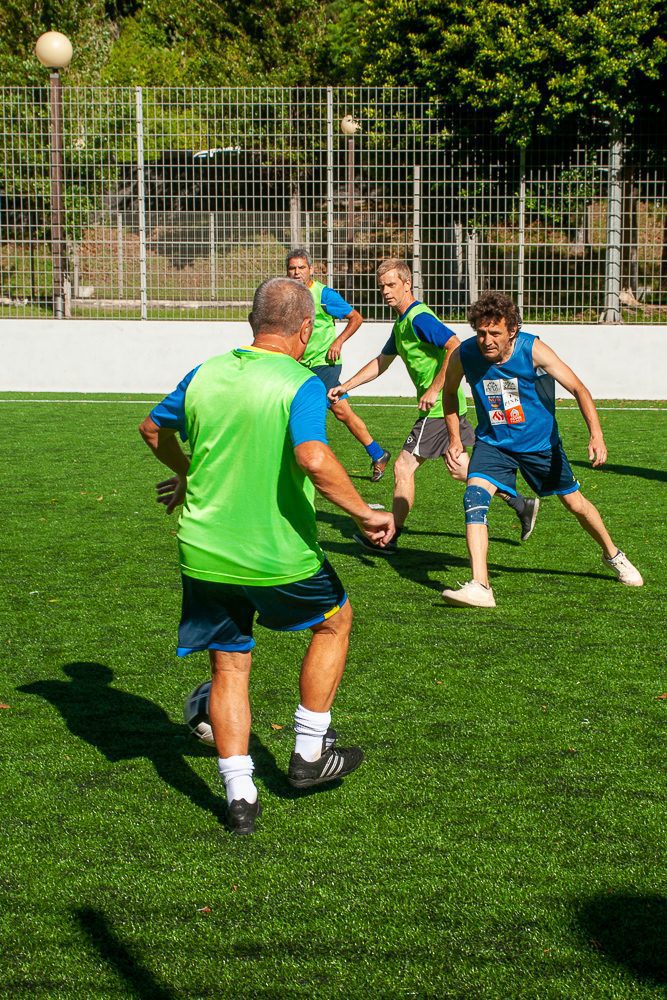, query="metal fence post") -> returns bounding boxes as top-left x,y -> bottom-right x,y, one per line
601,132 -> 623,323
209,212 -> 216,301
412,165 -> 422,299
517,147 -> 526,313
48,70 -> 66,318
467,230 -> 479,304
117,213 -> 124,300
326,88 -> 334,287
135,86 -> 148,320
